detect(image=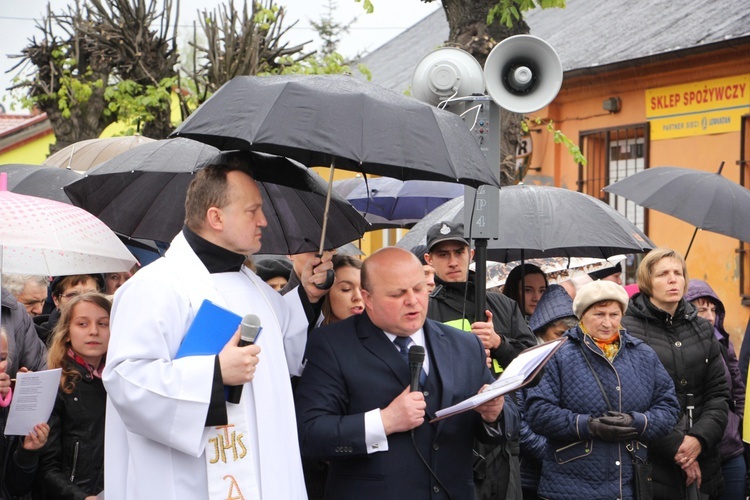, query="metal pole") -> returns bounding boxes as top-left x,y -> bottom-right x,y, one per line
474,238 -> 488,321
